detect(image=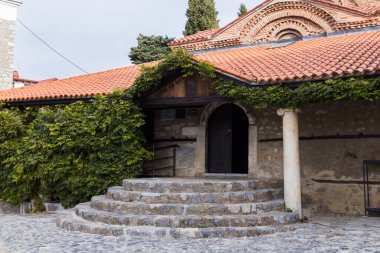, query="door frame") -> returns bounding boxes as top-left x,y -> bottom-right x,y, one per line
200,101 -> 257,176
